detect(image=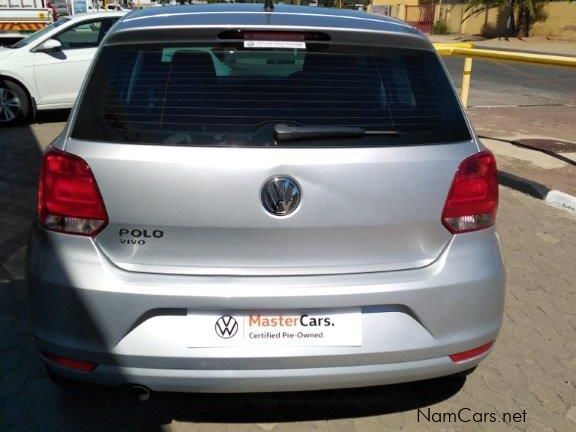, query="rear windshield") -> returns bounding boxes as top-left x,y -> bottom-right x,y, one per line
72,42 -> 471,147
